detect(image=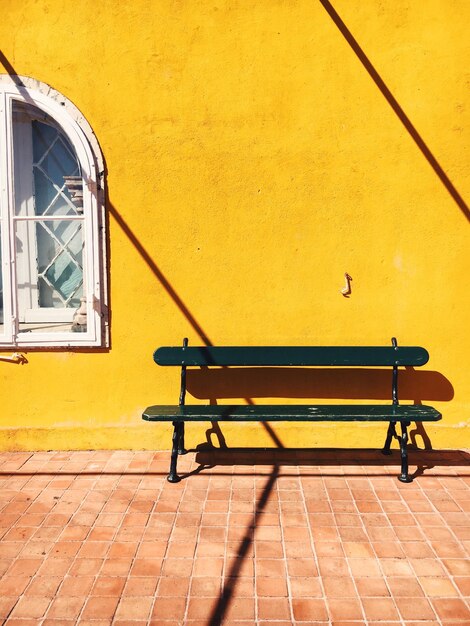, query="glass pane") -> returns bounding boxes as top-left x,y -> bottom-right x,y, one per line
16,220 -> 87,334
36,221 -> 83,308
12,102 -> 83,217
33,123 -> 81,217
